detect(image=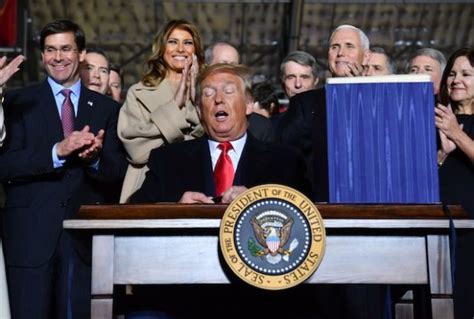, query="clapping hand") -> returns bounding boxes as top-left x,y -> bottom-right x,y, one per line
174,54 -> 199,108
